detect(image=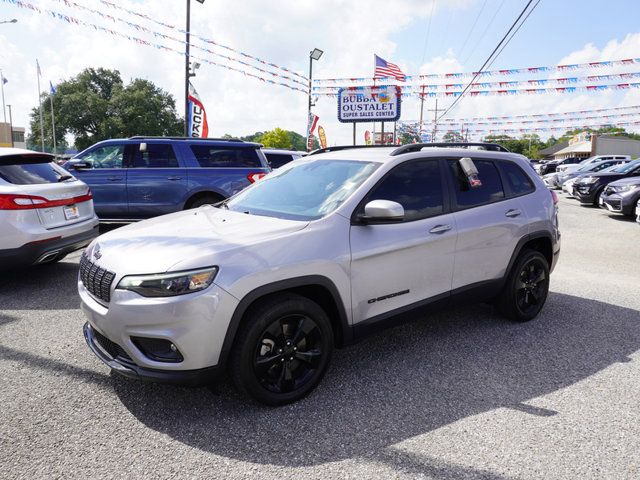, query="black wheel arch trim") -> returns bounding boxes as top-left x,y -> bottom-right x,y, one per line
218,275 -> 352,368
505,231 -> 555,278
